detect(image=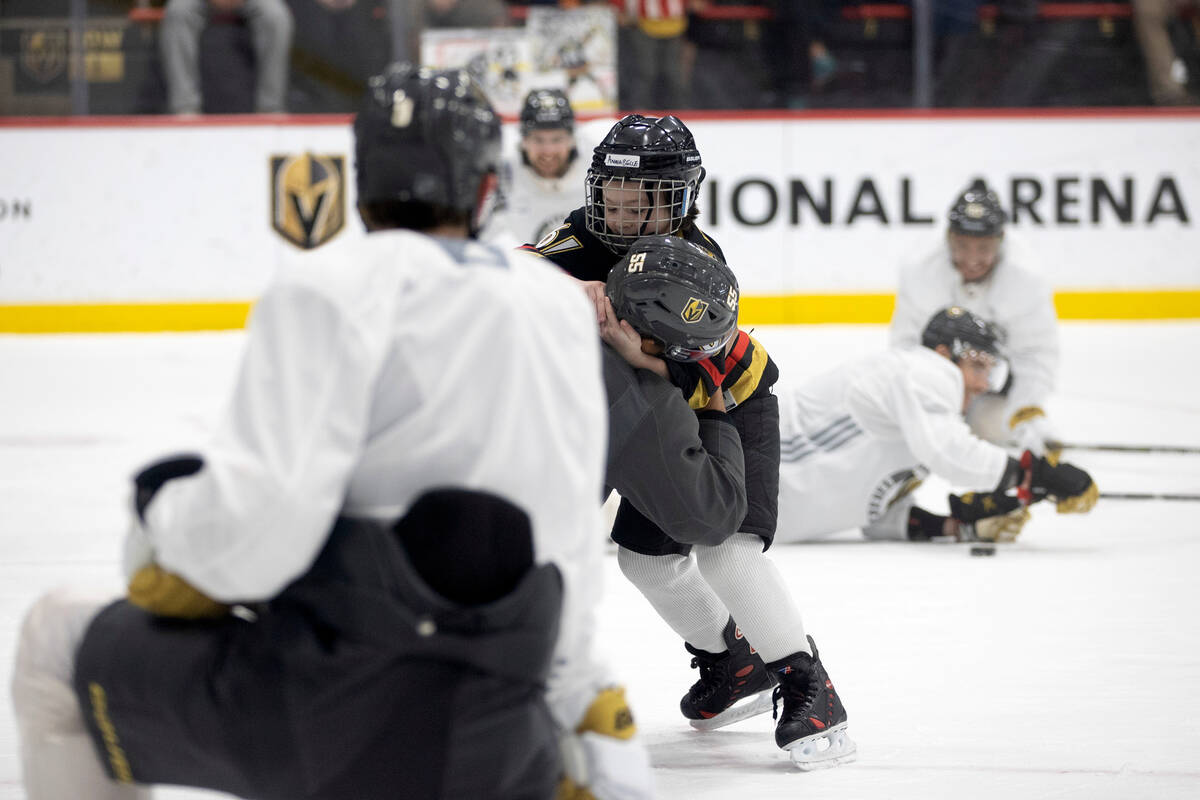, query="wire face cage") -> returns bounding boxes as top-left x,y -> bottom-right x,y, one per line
585,173 -> 692,254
